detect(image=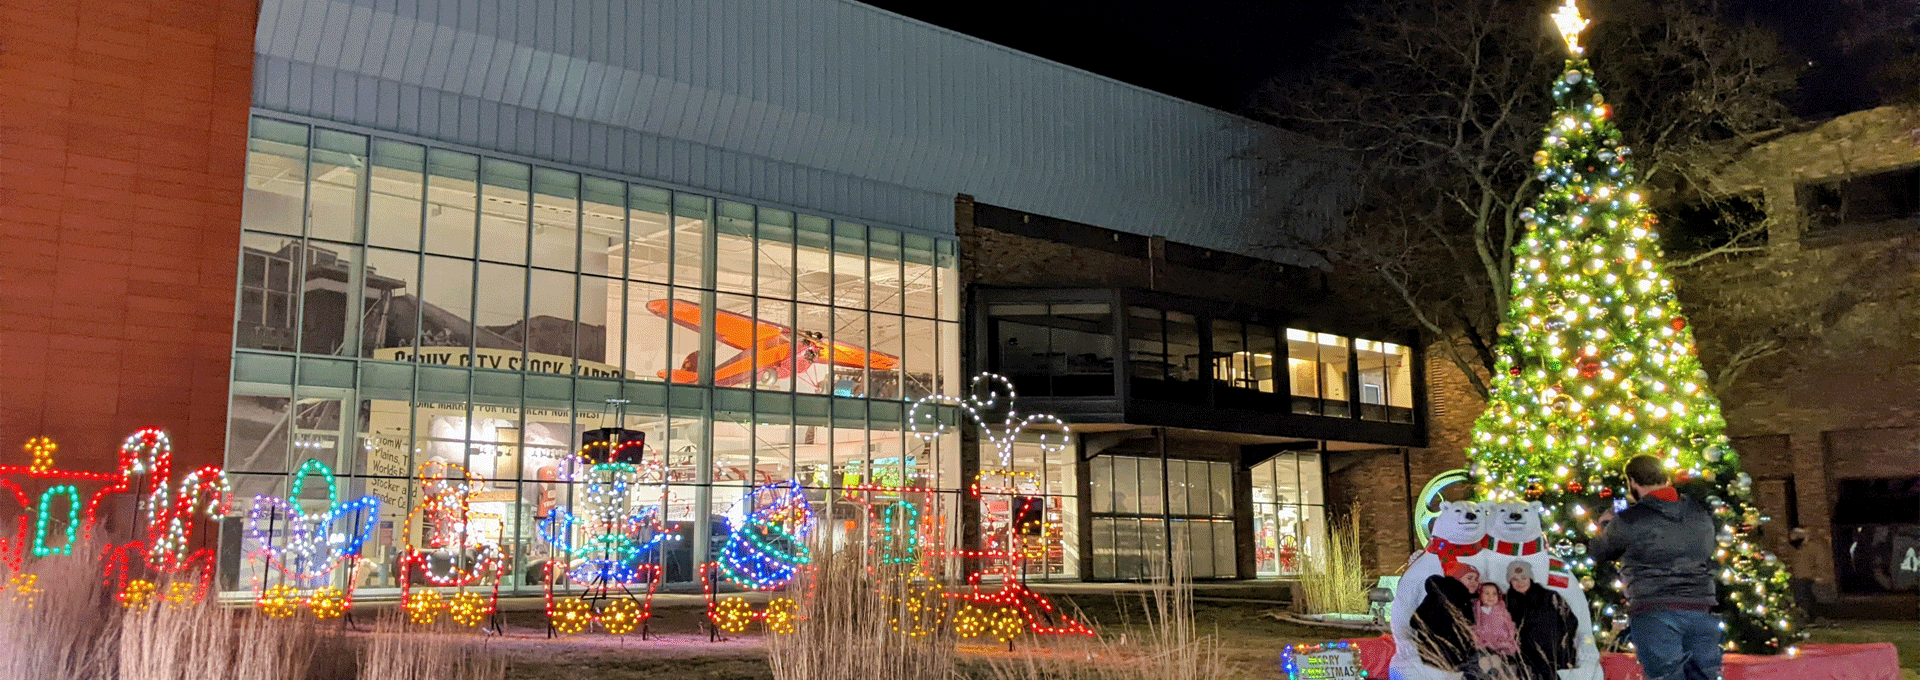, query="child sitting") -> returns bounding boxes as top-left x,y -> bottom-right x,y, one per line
1470,582 -> 1522,680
